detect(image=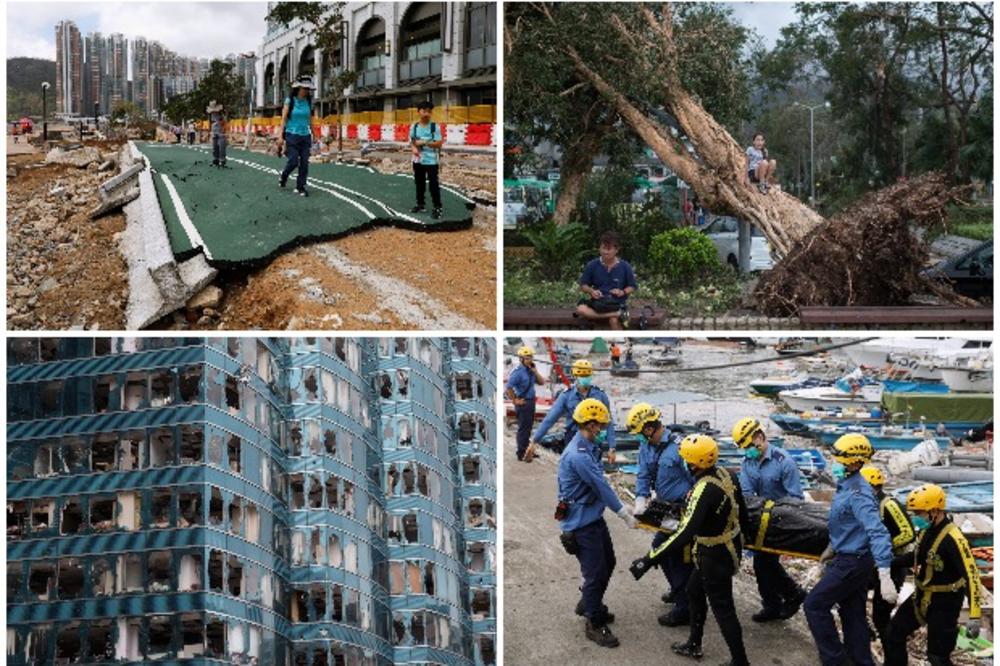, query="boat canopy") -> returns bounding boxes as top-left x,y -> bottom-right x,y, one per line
880,392 -> 993,424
